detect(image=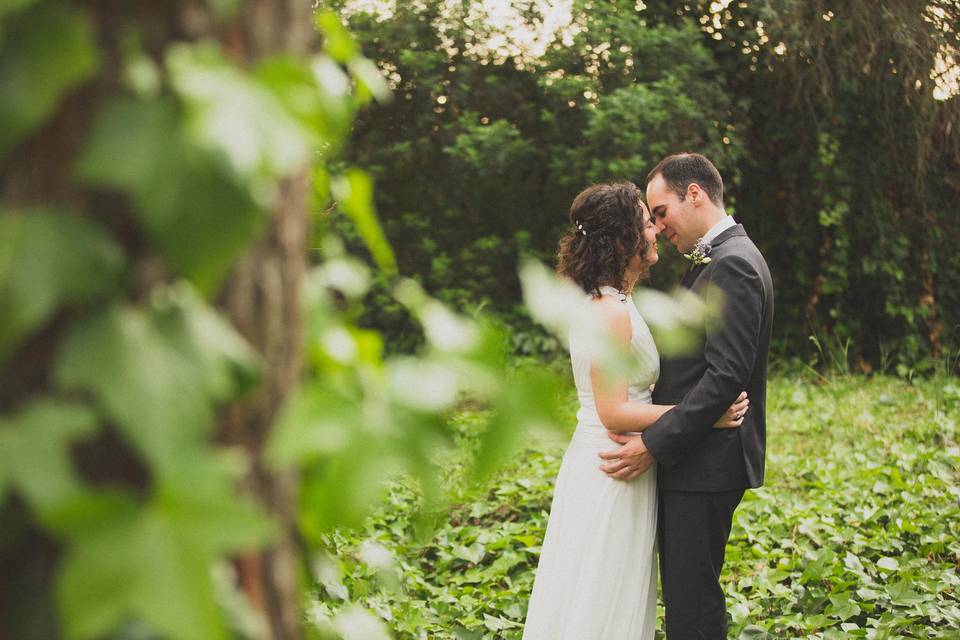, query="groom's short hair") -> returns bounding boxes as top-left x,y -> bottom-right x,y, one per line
646,153 -> 724,206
